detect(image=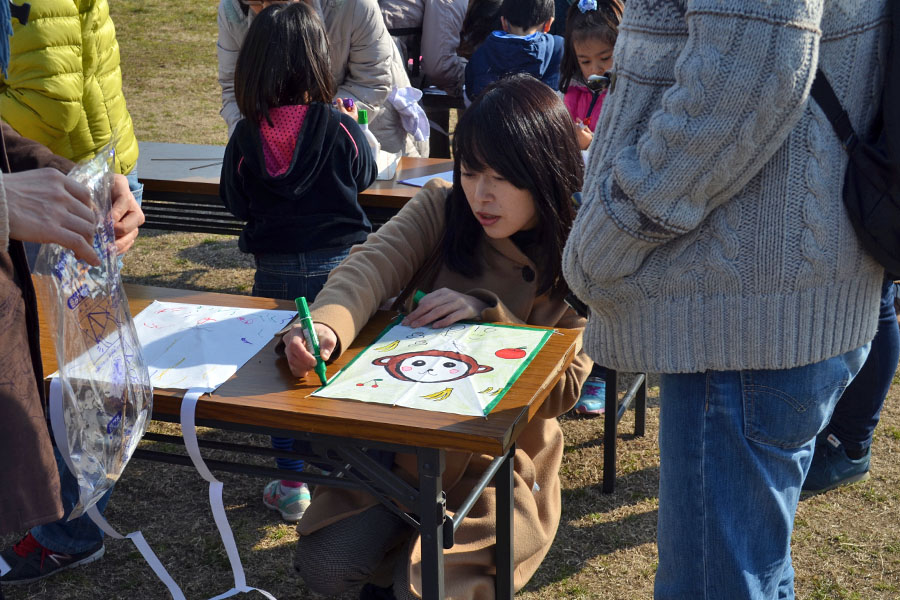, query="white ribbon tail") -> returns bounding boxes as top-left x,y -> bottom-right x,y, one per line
49,379 -> 187,600
181,388 -> 277,600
